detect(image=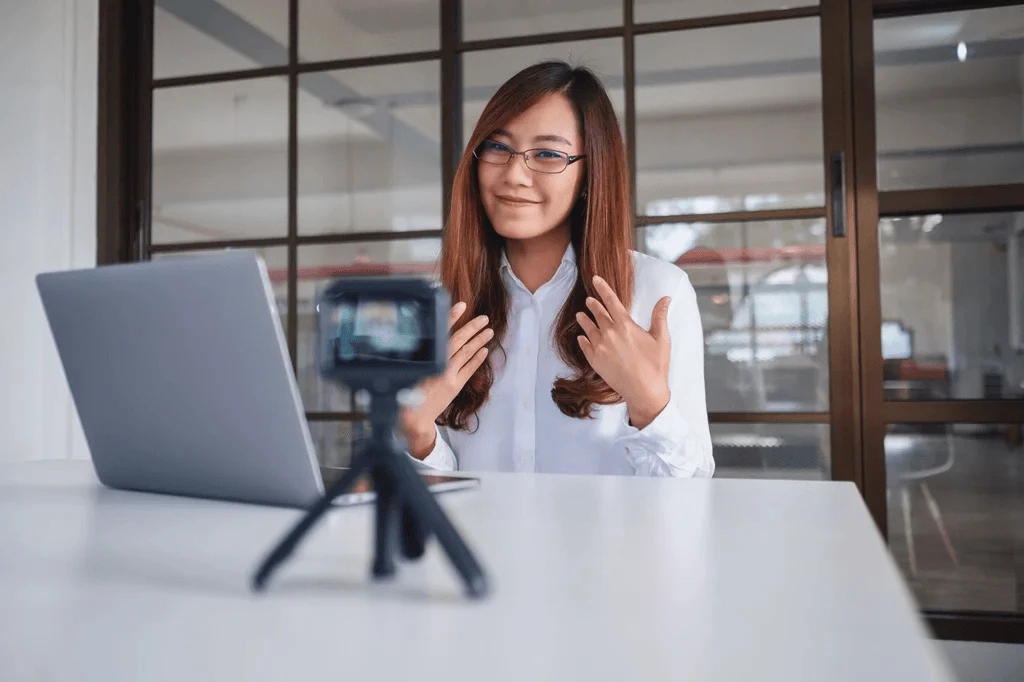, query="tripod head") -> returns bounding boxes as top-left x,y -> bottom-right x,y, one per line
252,277 -> 488,598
